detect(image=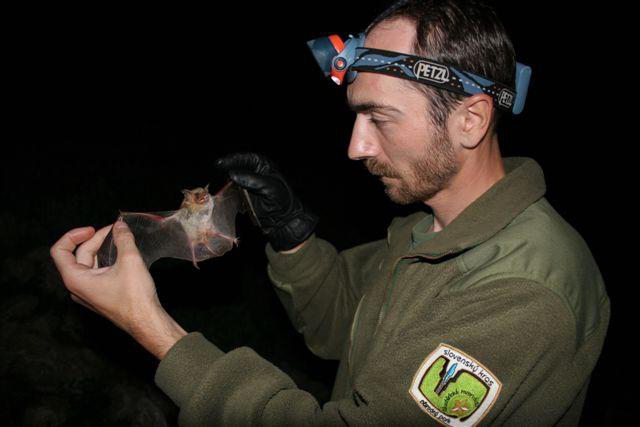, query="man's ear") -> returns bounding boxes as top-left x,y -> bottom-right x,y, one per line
451,94 -> 493,149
